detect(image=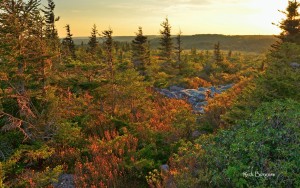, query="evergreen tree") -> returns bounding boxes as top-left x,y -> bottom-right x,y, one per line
274,0 -> 300,47
88,24 -> 99,55
214,42 -> 222,63
102,28 -> 116,115
227,50 -> 232,59
62,24 -> 76,59
42,0 -> 60,49
102,28 -> 114,76
131,26 -> 150,75
0,0 -> 55,140
175,29 -> 183,69
159,17 -> 173,62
